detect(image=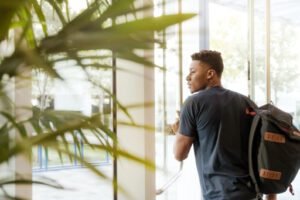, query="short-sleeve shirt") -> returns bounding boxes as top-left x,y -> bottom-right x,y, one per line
179,86 -> 256,200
